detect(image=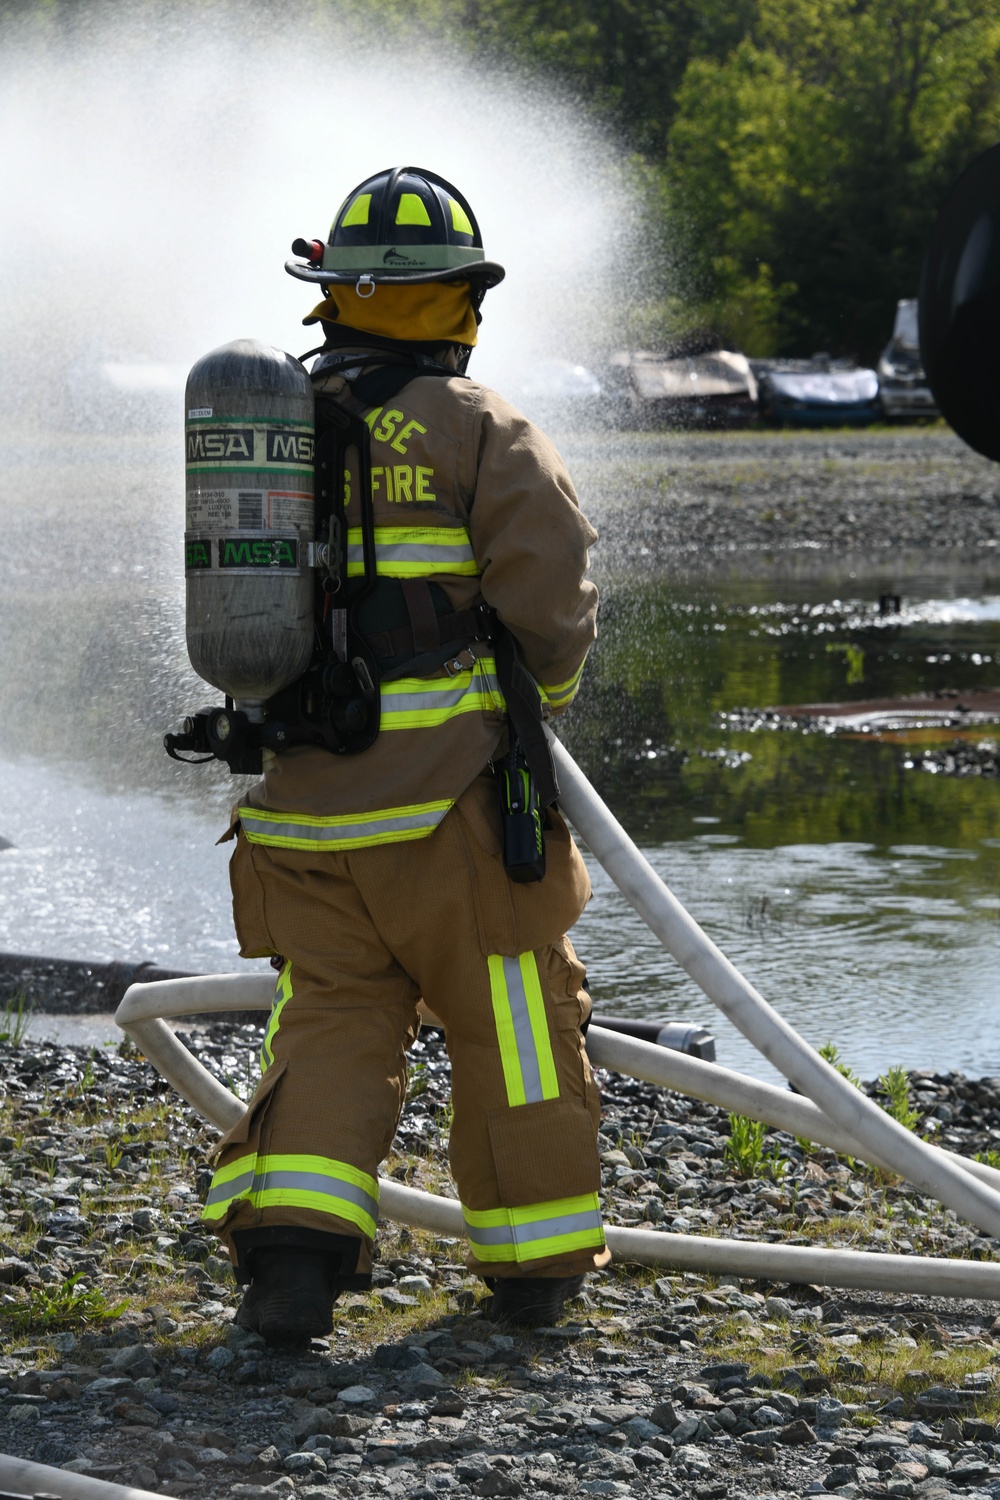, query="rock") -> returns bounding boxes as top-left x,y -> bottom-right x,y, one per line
335,1384 -> 376,1405
780,1419 -> 817,1445
914,1385 -> 979,1417
107,1344 -> 158,1379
